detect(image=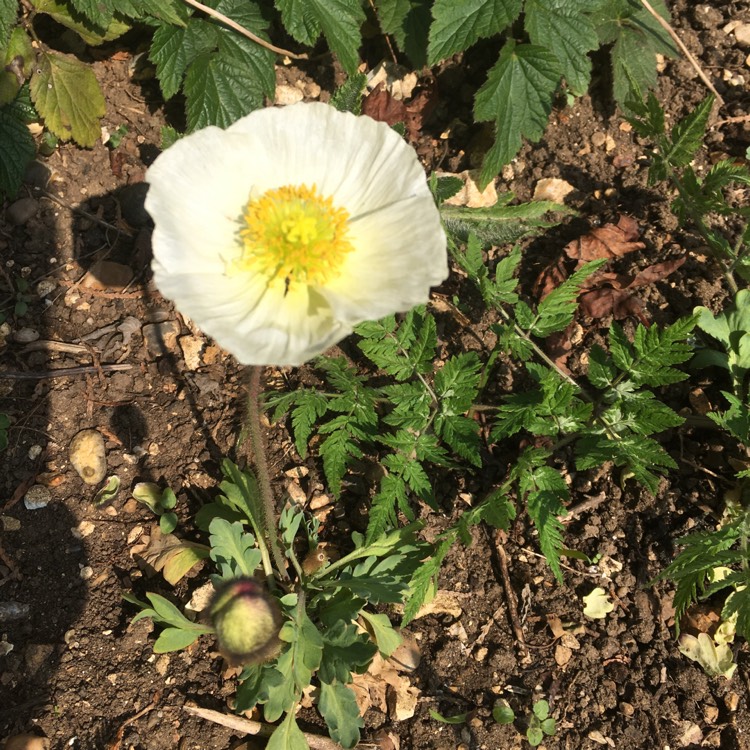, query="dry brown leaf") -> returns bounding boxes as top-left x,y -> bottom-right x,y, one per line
564,214 -> 645,263
387,683 -> 420,721
362,87 -> 408,129
578,258 -> 685,323
411,588 -> 467,619
133,526 -> 208,584
361,77 -> 437,141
